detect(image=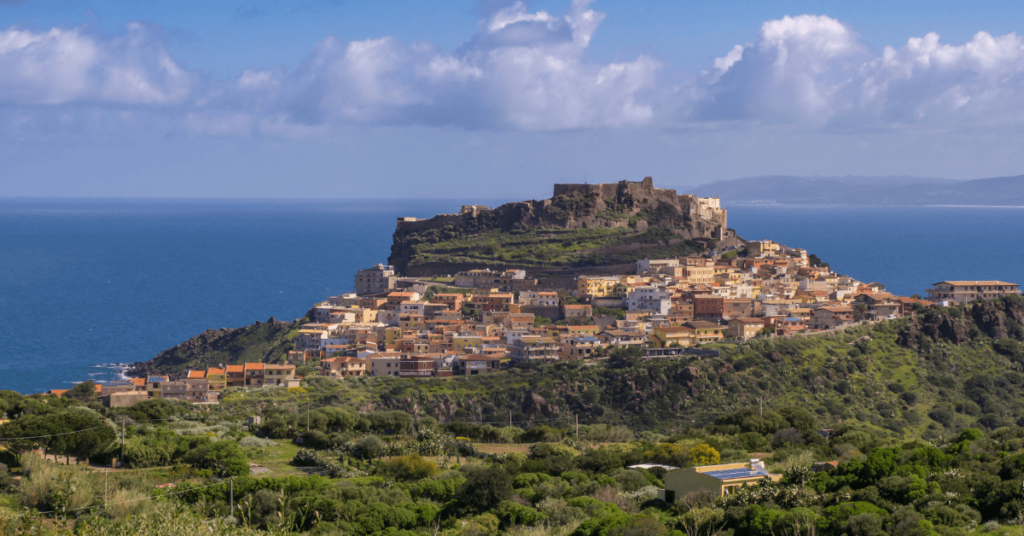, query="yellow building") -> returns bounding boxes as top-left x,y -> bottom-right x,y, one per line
453,334 -> 483,352
578,276 -> 621,298
383,327 -> 403,346
206,368 -> 227,392
659,460 -> 781,502
684,321 -> 725,344
653,326 -> 694,347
